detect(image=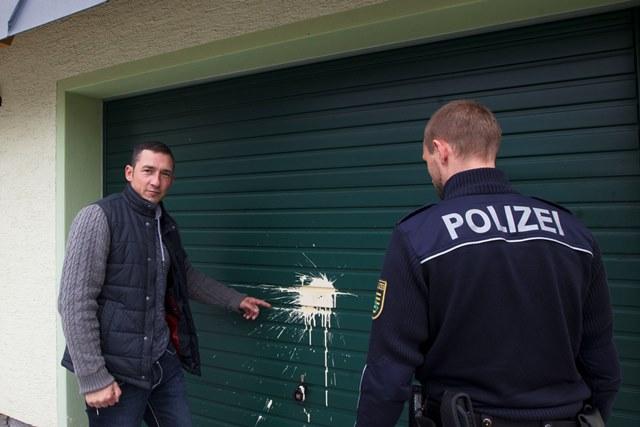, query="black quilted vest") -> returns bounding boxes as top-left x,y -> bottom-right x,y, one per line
62,185 -> 201,389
